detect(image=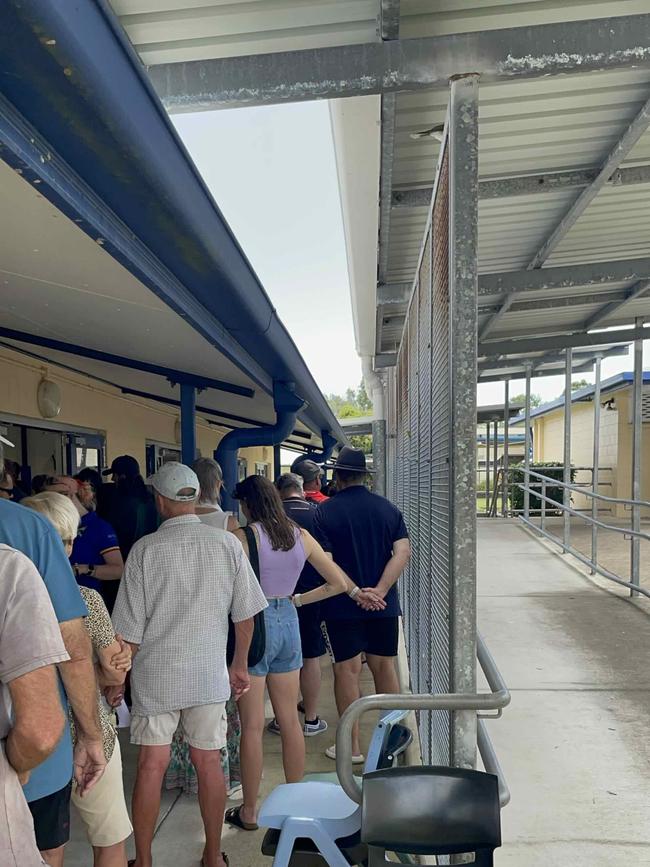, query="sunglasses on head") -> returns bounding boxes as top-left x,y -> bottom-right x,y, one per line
0,486 -> 14,497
